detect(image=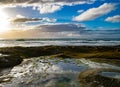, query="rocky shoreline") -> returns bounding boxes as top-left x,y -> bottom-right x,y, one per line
0,45 -> 120,68
0,45 -> 120,87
